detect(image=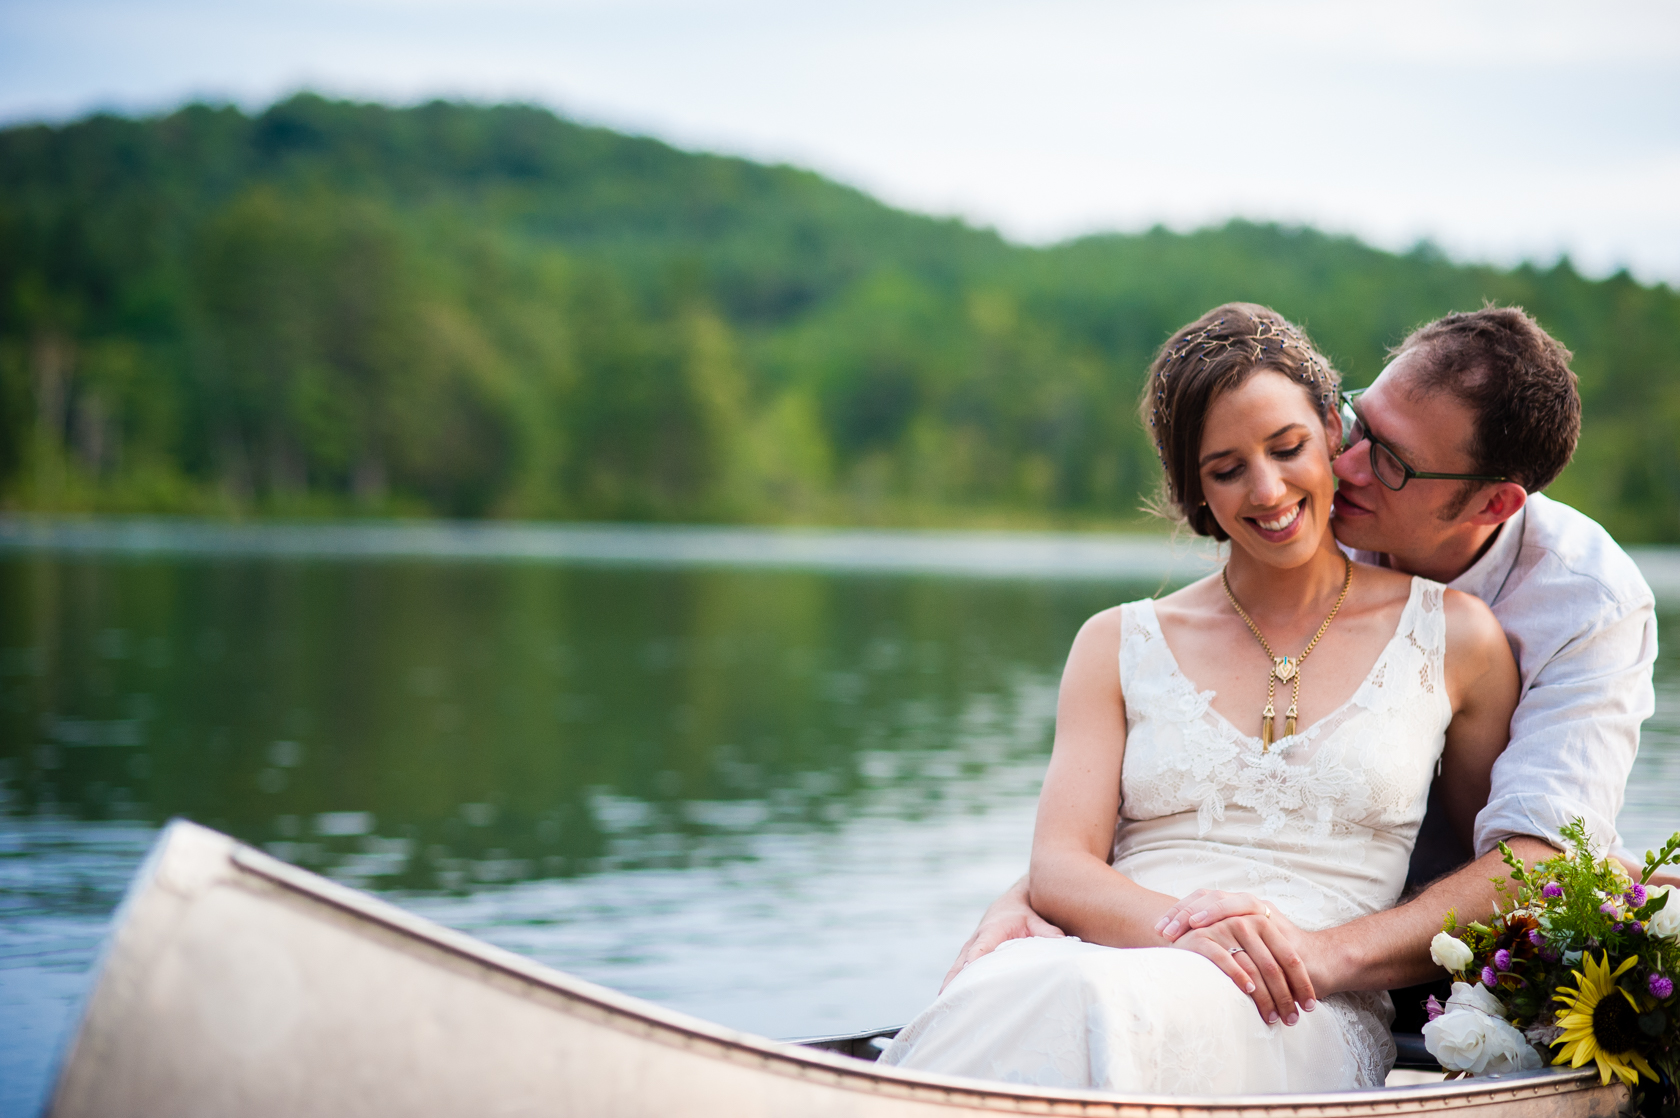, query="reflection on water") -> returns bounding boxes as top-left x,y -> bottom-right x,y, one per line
0,556 -> 1101,886
0,528 -> 1676,1117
